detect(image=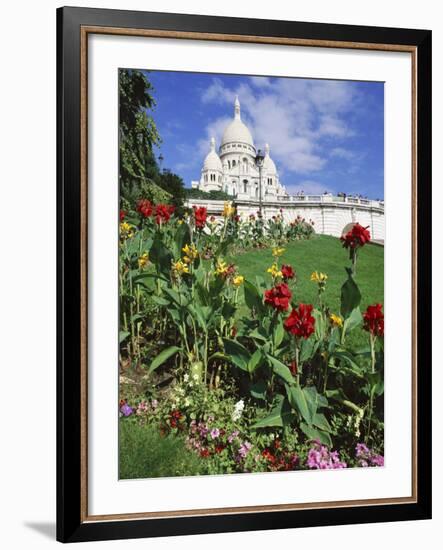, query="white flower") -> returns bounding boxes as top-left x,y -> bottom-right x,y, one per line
232,399 -> 245,421
184,374 -> 189,382
193,373 -> 199,381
